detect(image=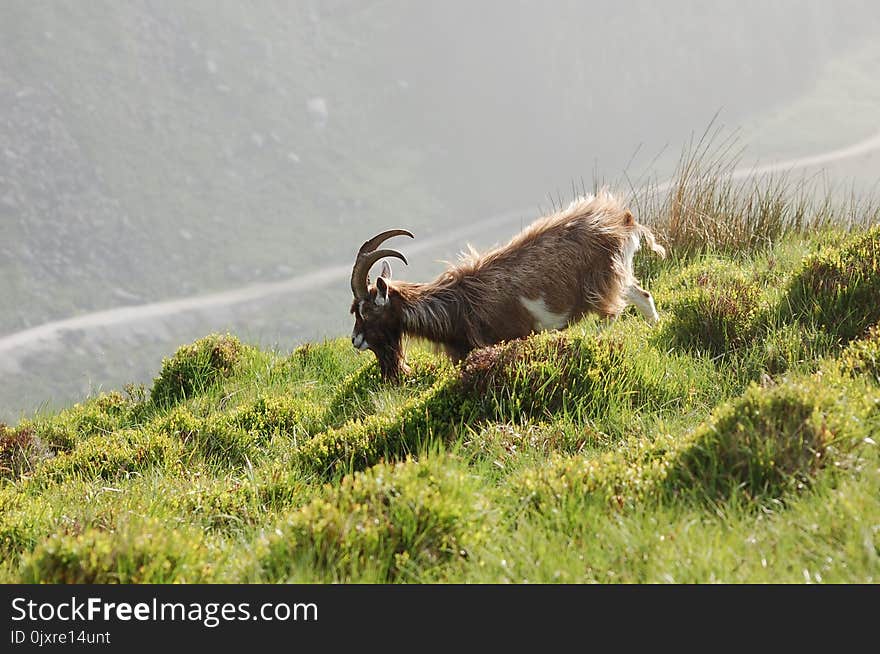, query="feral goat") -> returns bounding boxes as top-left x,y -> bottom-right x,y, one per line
350,191 -> 666,379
